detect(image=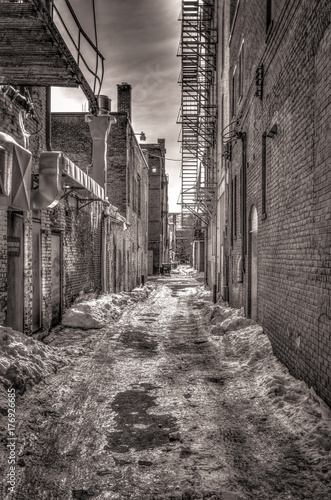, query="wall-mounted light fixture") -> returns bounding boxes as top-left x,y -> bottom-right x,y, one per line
267,124 -> 278,138
134,132 -> 146,141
